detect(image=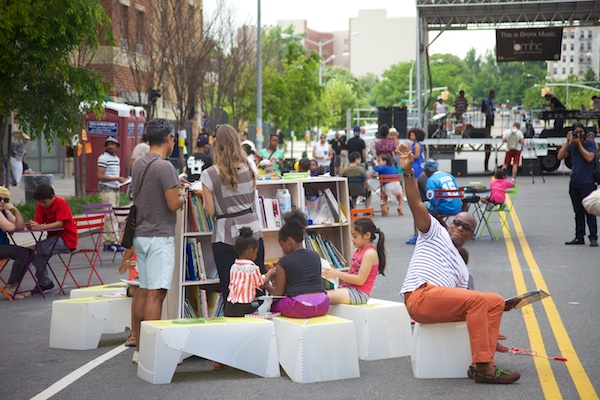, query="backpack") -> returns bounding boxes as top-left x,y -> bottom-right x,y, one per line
481,99 -> 487,113
506,130 -> 519,150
